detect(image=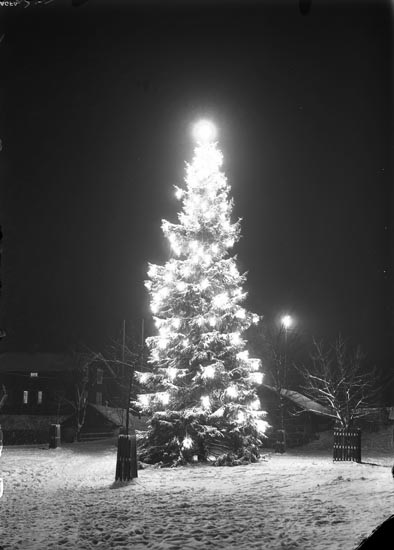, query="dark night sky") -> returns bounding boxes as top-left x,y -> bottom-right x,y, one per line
0,1 -> 392,367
